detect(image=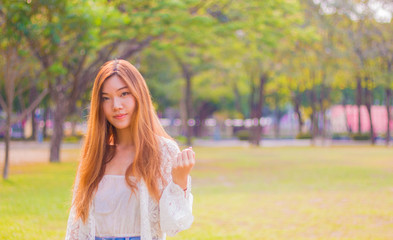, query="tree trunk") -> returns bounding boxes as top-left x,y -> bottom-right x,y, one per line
274,95 -> 281,139
3,111 -> 11,180
186,76 -> 193,146
233,82 -> 243,116
71,120 -> 77,136
249,73 -> 267,146
341,93 -> 351,134
31,110 -> 36,140
386,88 -> 391,146
29,86 -> 38,140
343,104 -> 350,134
43,106 -> 48,139
293,92 -> 303,134
356,75 -> 362,134
179,95 -> 187,138
250,108 -> 262,145
365,102 -> 374,144
173,55 -> 194,146
249,82 -> 256,145
2,47 -> 15,180
319,86 -> 325,140
320,85 -> 330,143
50,97 -> 67,162
50,85 -> 69,162
364,77 -> 375,145
321,109 -> 327,142
194,102 -> 216,137
309,88 -> 318,144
